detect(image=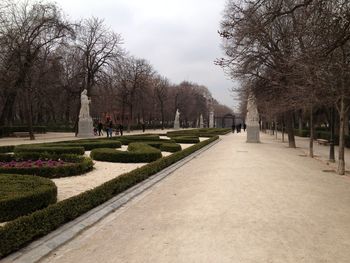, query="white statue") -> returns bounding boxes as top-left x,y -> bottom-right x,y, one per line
200,114 -> 204,128
79,89 -> 91,120
209,110 -> 214,128
246,93 -> 260,143
174,109 -> 180,129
